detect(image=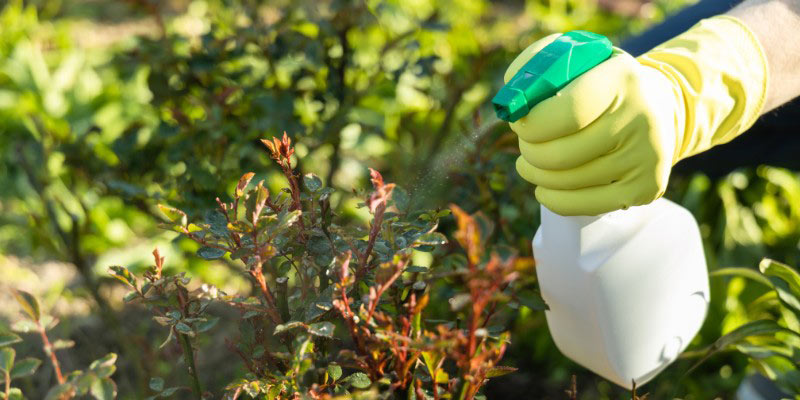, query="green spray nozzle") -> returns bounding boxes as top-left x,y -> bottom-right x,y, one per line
492,31 -> 613,122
